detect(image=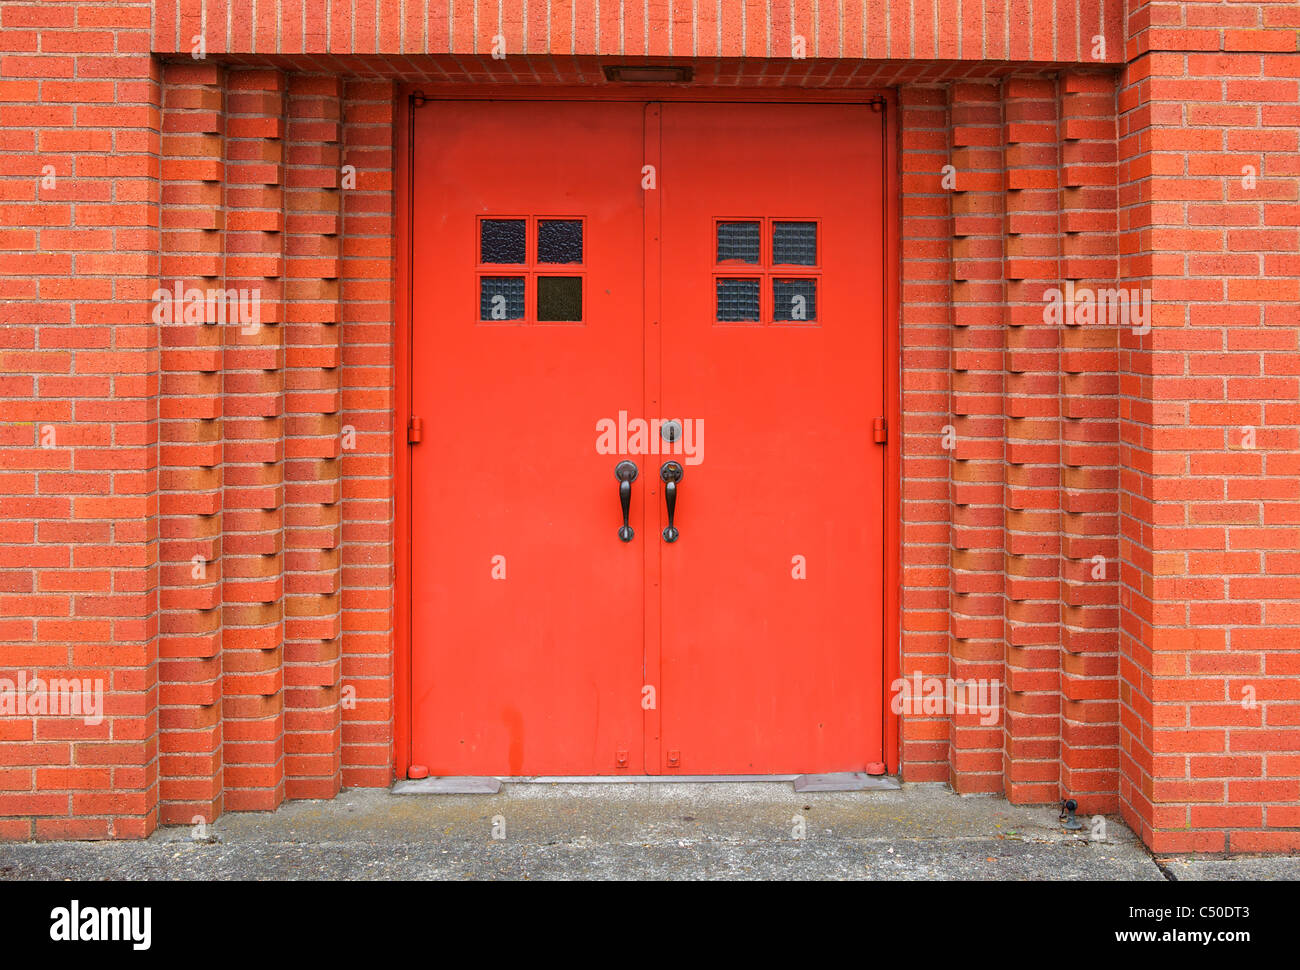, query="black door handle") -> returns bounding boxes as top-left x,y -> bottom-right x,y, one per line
615,460 -> 638,542
660,461 -> 683,542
